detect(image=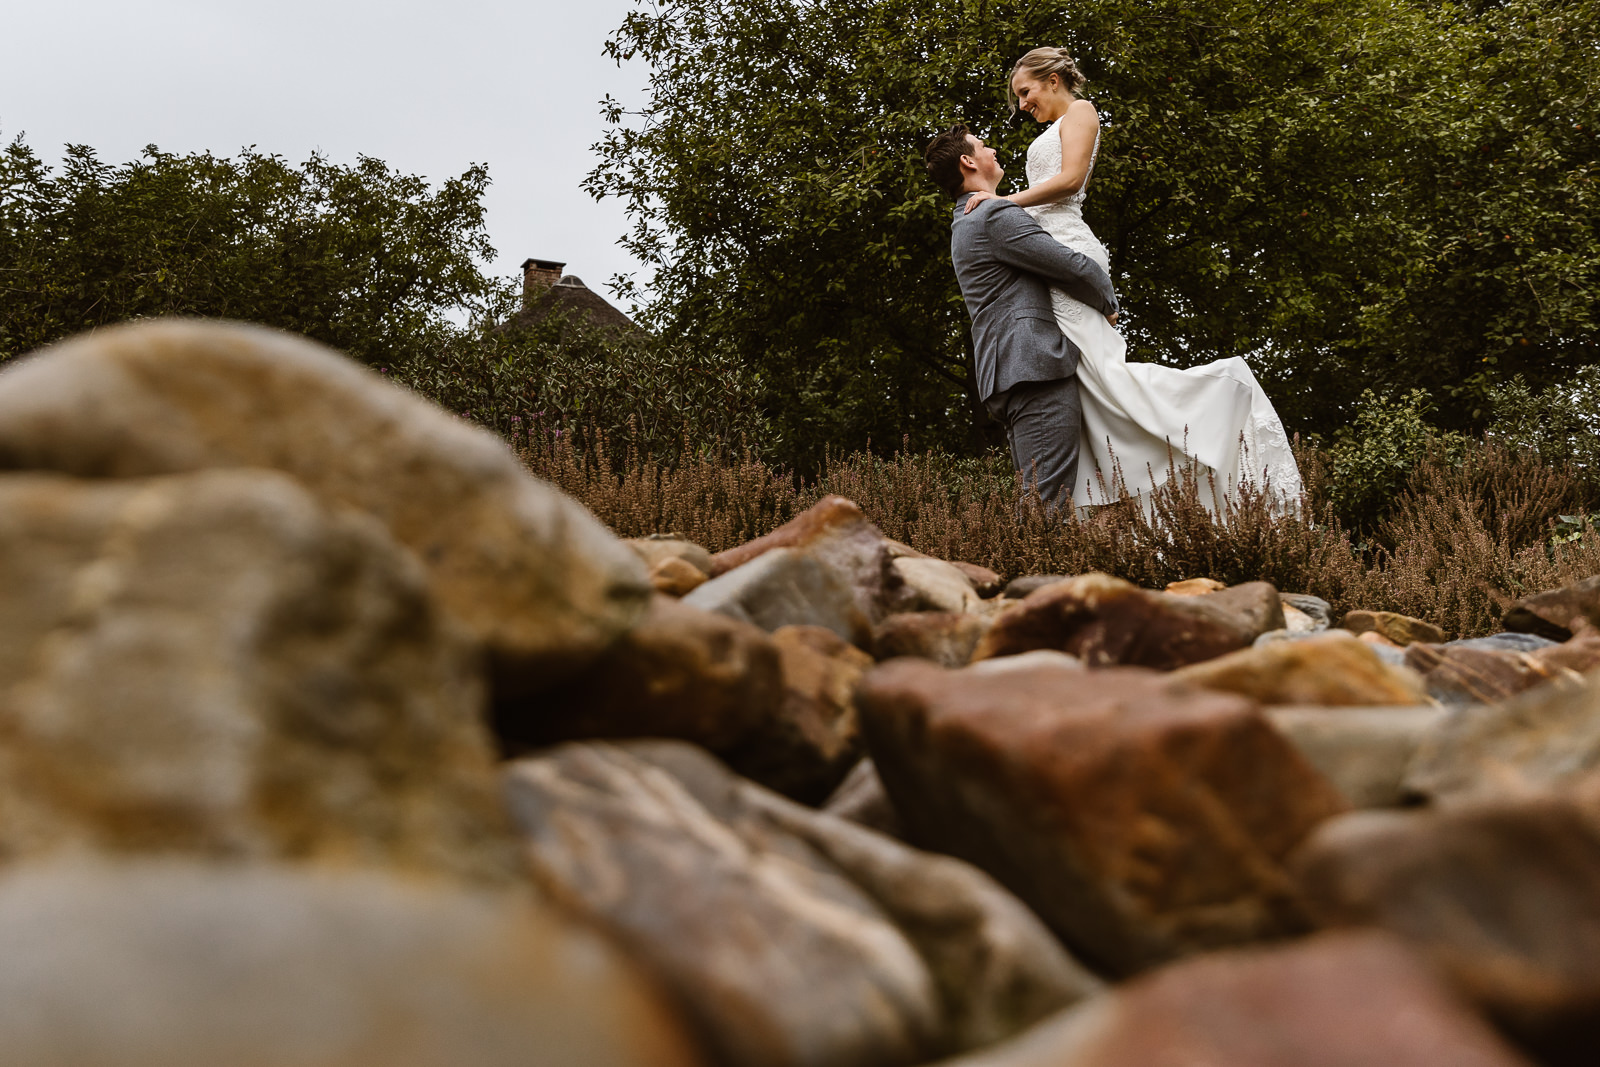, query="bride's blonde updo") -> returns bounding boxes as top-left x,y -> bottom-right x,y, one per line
1010,47 -> 1087,112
